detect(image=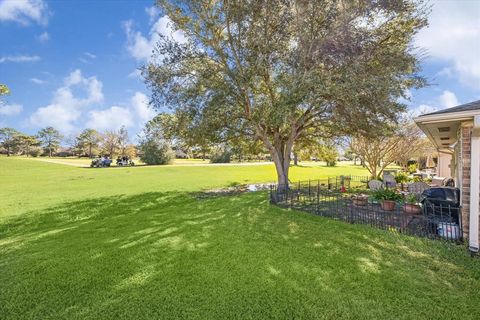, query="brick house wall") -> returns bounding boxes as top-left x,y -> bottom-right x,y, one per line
461,125 -> 471,238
